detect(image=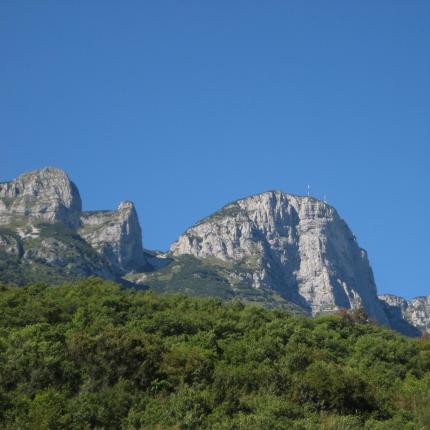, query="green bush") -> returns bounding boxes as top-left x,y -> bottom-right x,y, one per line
0,278 -> 428,429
